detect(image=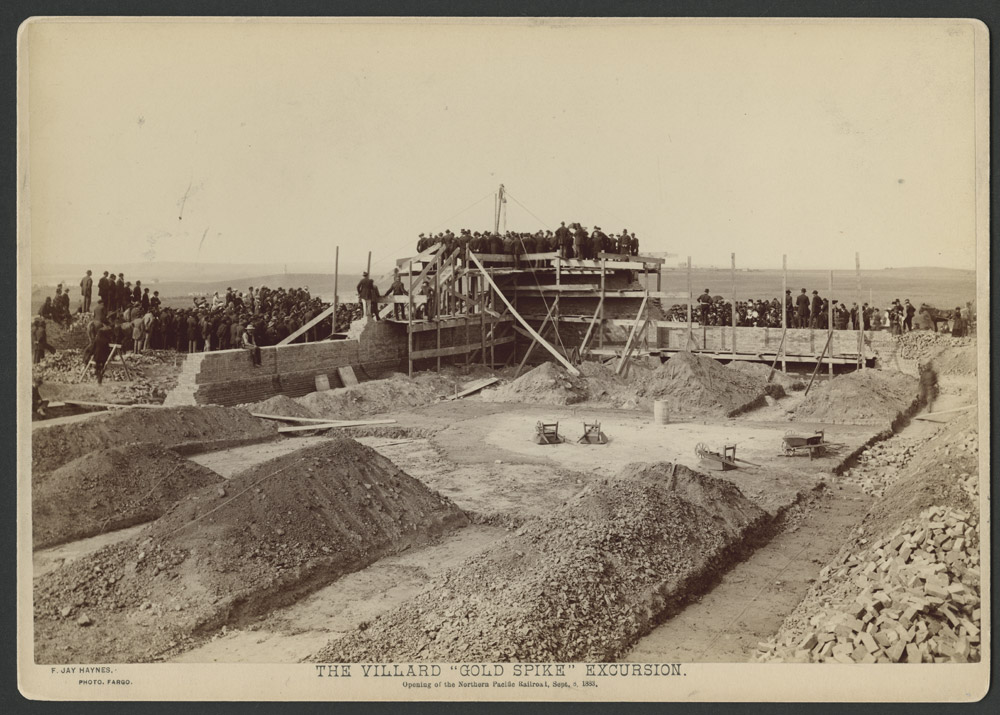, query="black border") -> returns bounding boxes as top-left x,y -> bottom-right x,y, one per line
3,2 -> 996,713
